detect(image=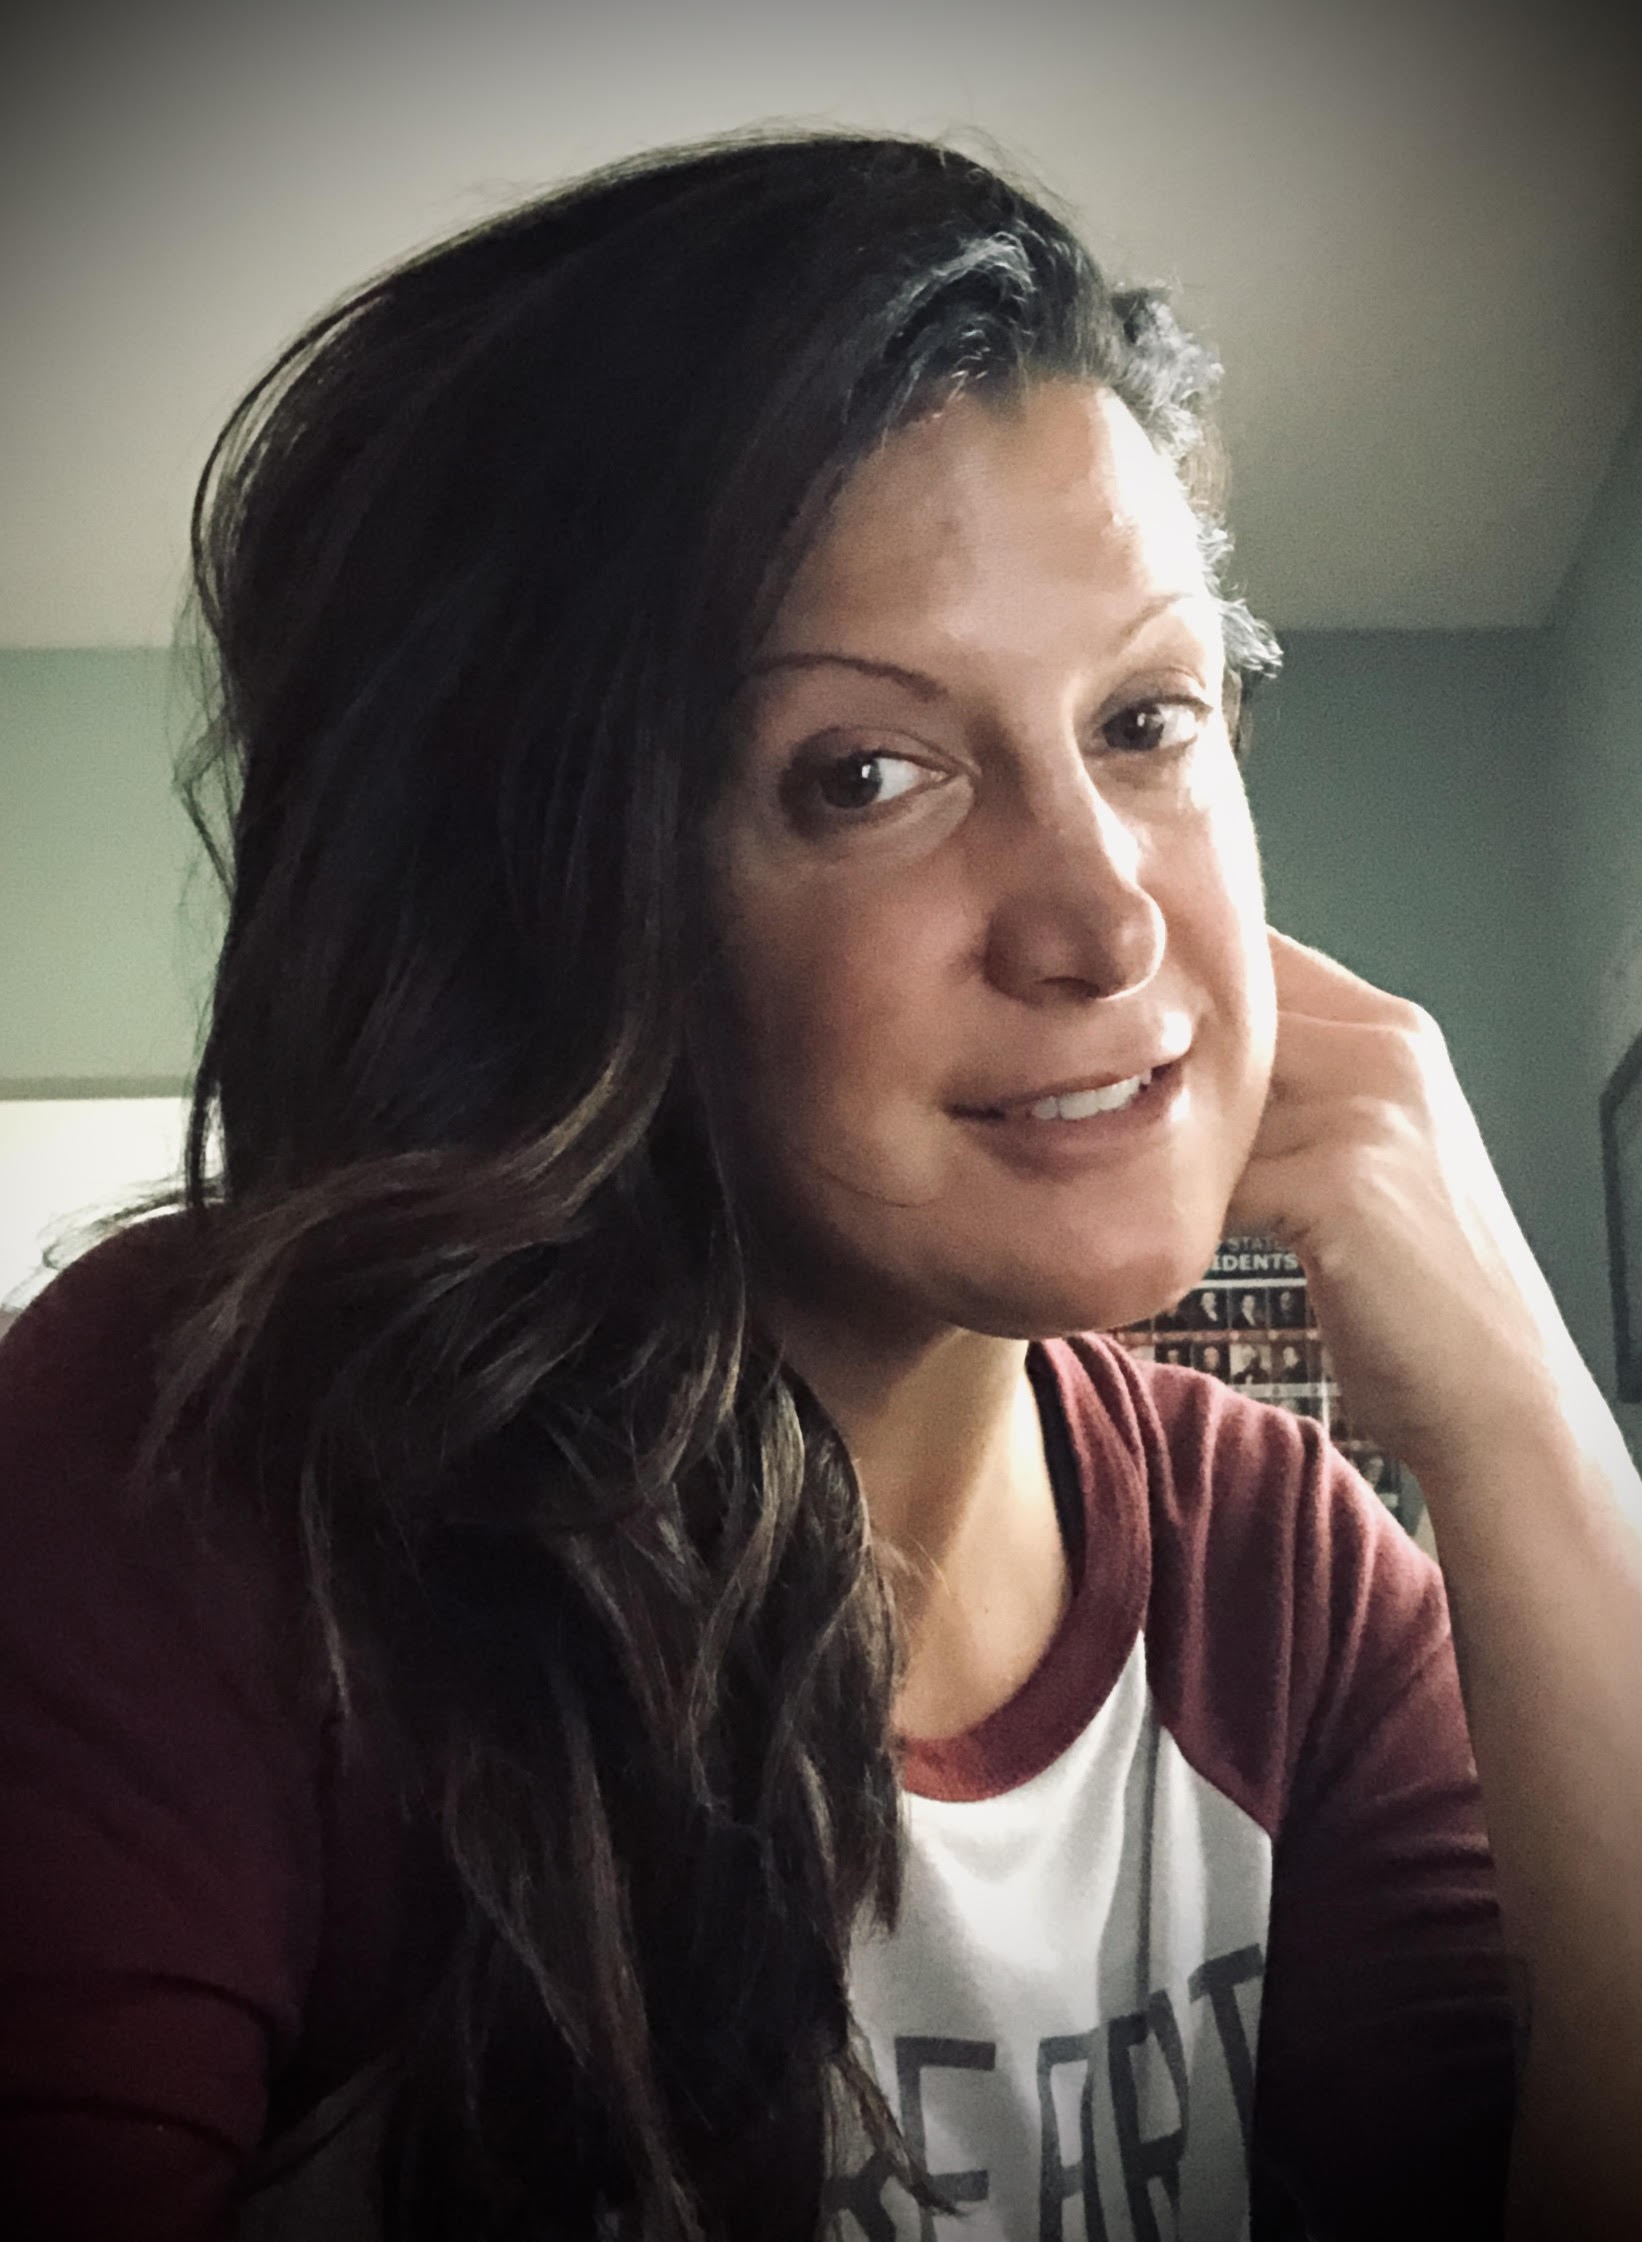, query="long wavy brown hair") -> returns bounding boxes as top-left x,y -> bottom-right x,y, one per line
151,132 -> 1278,2239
